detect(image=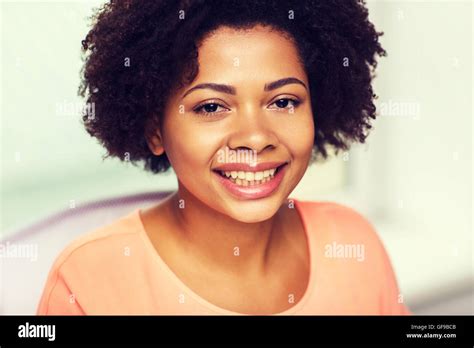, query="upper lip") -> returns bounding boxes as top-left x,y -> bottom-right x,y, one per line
213,161 -> 288,172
